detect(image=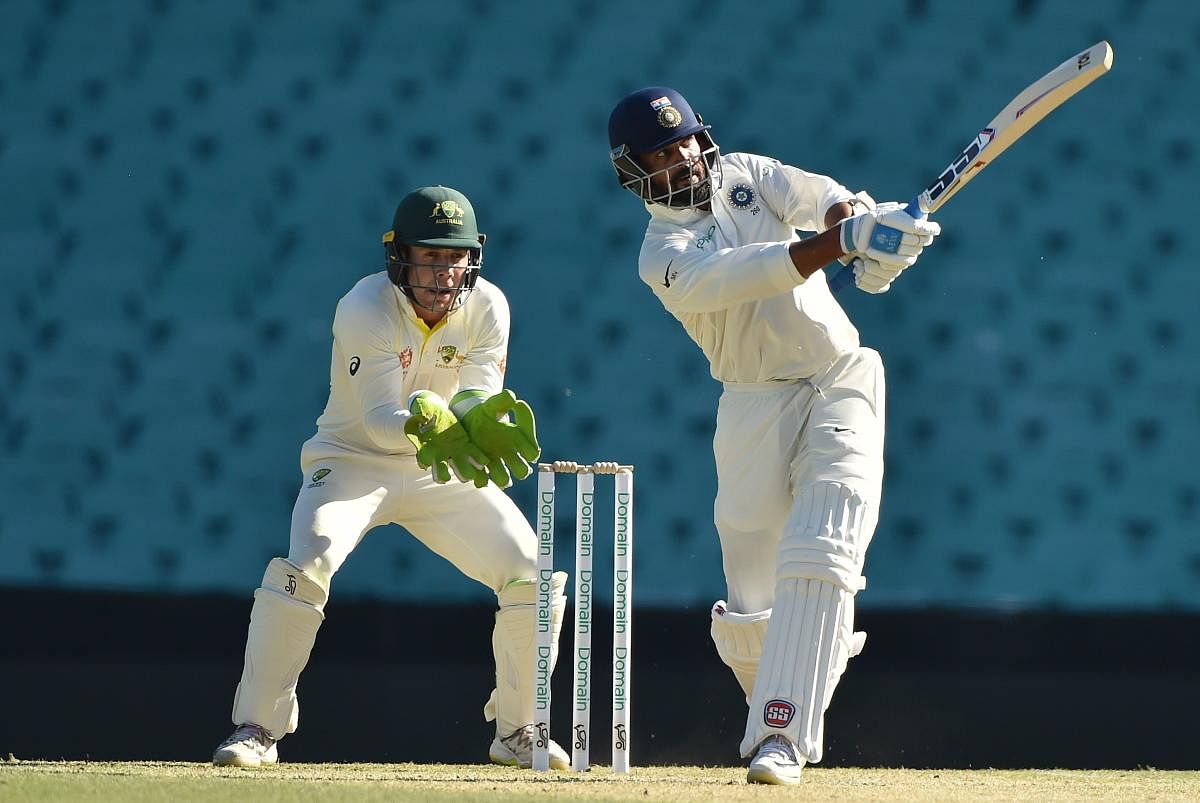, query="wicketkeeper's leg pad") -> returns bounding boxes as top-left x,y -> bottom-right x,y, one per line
231,558 -> 328,739
740,482 -> 870,762
710,601 -> 771,704
483,571 -> 567,737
